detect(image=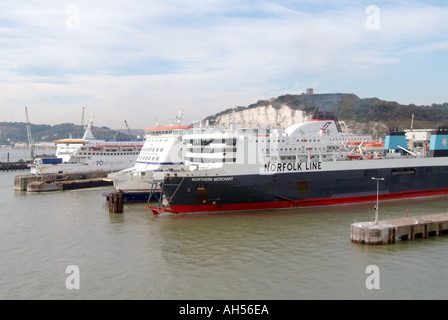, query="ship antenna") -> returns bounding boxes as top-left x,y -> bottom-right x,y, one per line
80,107 -> 85,137
176,108 -> 184,125
81,107 -> 85,127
